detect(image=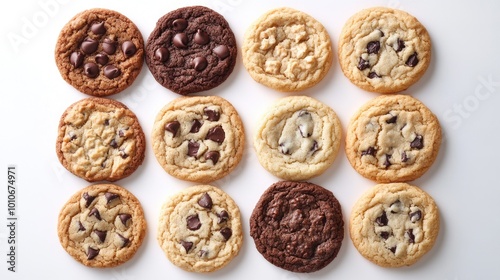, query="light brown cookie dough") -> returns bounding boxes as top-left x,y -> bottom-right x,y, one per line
58,184 -> 147,267
157,185 -> 243,273
254,96 -> 341,180
338,7 -> 431,93
152,96 -> 244,183
345,94 -> 441,183
350,183 -> 439,267
55,8 -> 144,96
56,98 -> 146,182
242,7 -> 333,92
